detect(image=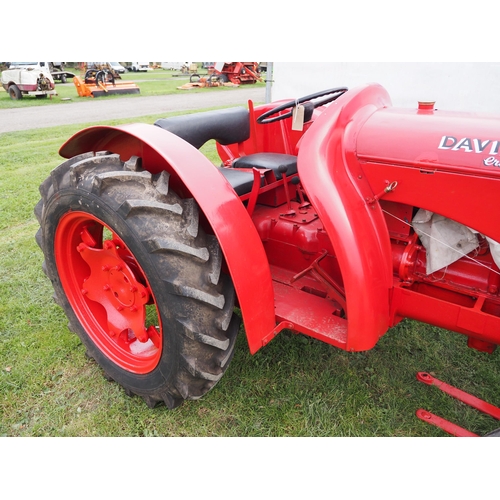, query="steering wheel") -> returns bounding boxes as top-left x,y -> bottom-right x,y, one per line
256,87 -> 348,124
